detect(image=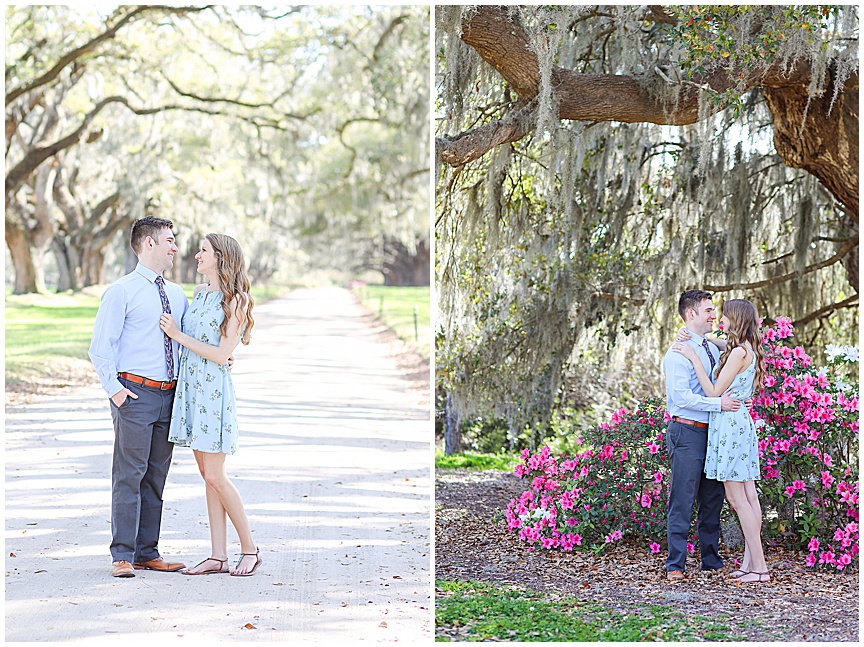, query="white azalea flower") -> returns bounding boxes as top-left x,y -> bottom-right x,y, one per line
826,345 -> 843,361
835,379 -> 850,392
532,507 -> 546,520
844,346 -> 859,363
